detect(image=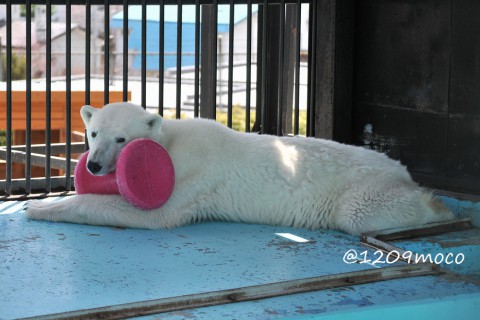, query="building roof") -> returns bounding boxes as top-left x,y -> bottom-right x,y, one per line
112,4 -> 258,25
0,20 -> 80,48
